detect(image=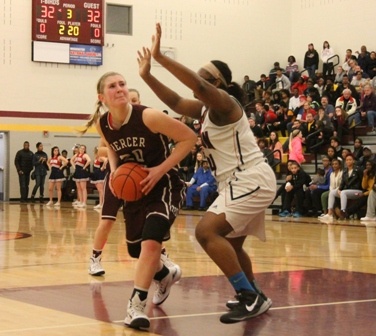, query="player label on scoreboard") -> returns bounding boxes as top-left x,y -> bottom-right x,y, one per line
32,0 -> 104,46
